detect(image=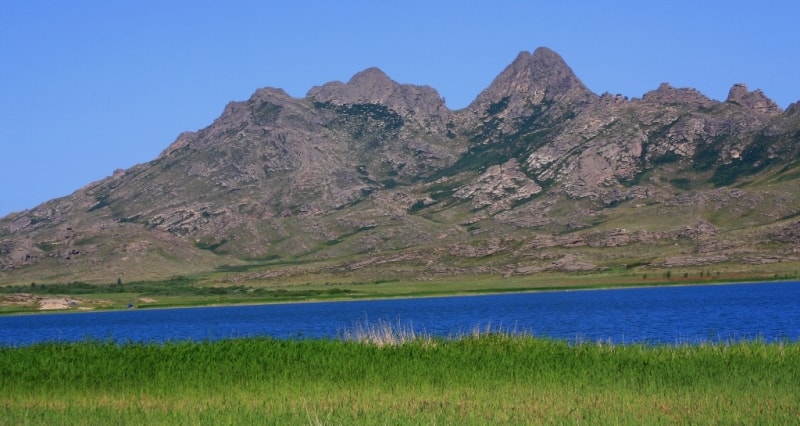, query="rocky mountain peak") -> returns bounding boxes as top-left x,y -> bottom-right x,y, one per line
348,67 -> 394,89
468,47 -> 596,114
641,83 -> 715,107
307,67 -> 444,110
726,83 -> 782,115
306,67 -> 449,126
308,67 -> 397,105
159,87 -> 295,158
786,101 -> 800,116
